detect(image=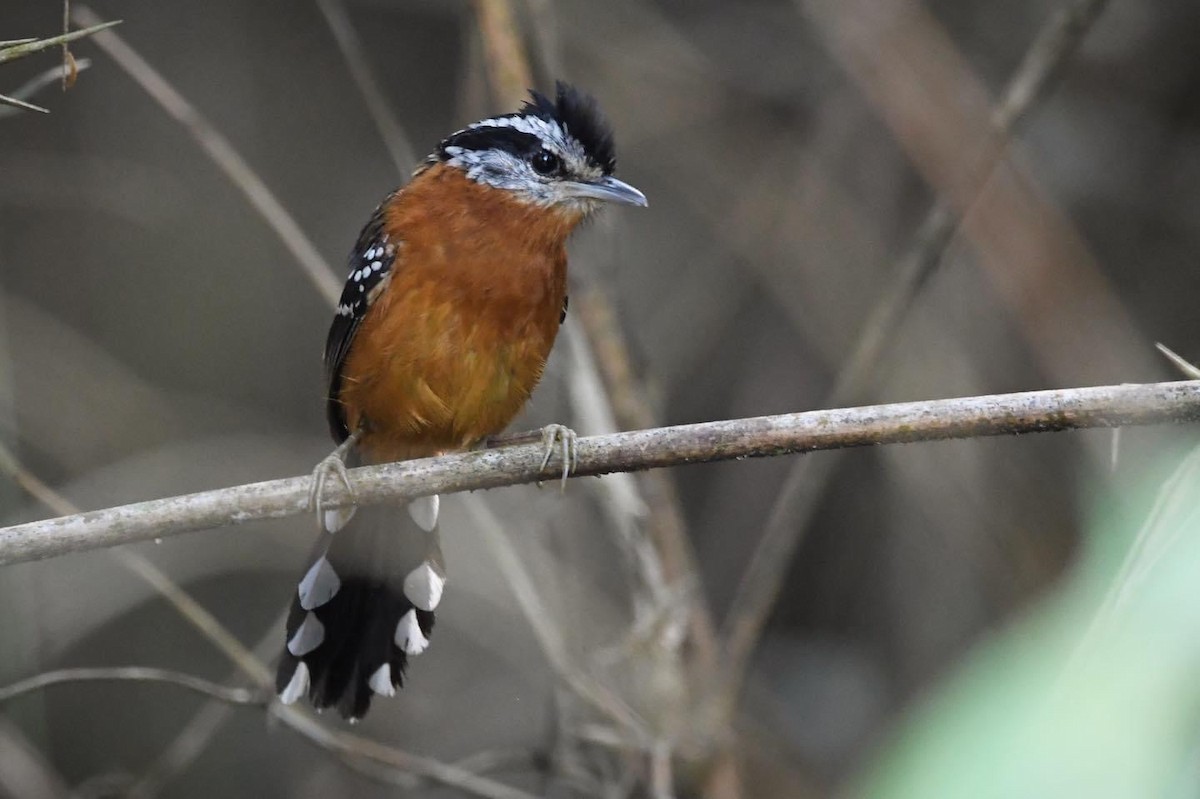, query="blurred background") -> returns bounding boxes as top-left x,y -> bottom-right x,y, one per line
3,0 -> 1200,797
